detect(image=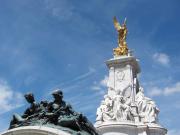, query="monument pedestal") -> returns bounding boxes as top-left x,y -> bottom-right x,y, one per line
95,55 -> 167,135
1,126 -> 70,135
95,122 -> 167,135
